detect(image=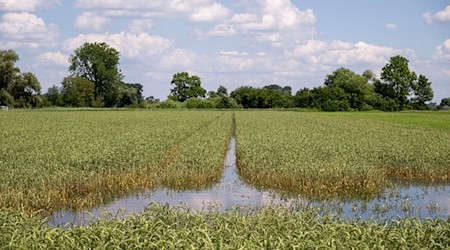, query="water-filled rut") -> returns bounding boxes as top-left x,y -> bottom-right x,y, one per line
50,135 -> 450,227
